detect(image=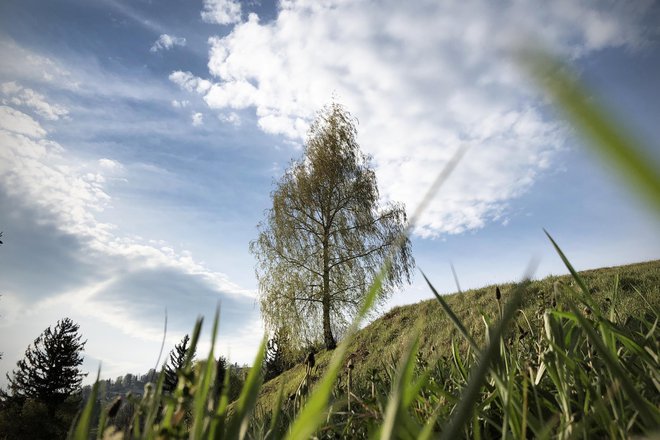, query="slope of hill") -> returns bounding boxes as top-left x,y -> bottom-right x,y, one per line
253,259 -> 660,416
